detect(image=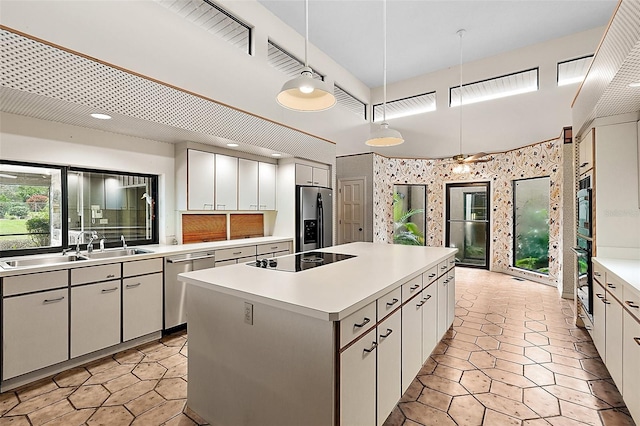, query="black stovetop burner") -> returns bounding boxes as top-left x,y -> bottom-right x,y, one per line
248,251 -> 356,272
